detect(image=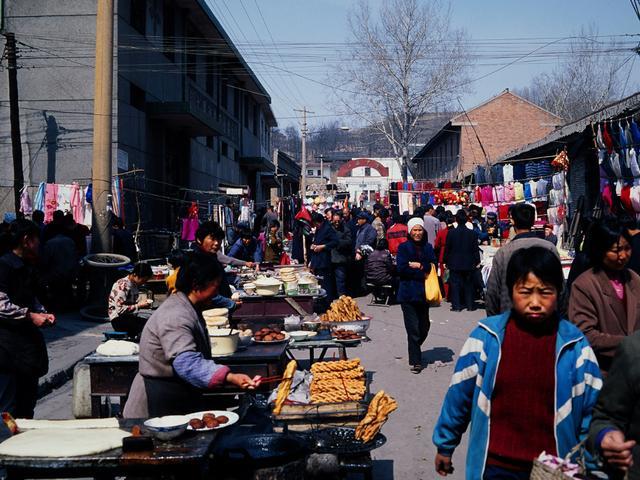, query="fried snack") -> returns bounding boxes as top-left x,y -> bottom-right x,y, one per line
204,416 -> 219,429
189,418 -> 204,430
320,296 -> 363,322
310,358 -> 361,374
131,425 -> 142,437
355,390 -> 398,443
310,359 -> 366,404
216,416 -> 229,424
273,360 -> 297,415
